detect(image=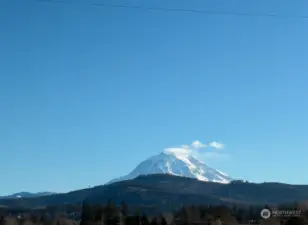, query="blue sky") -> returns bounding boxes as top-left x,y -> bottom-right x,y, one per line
1,0 -> 308,195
